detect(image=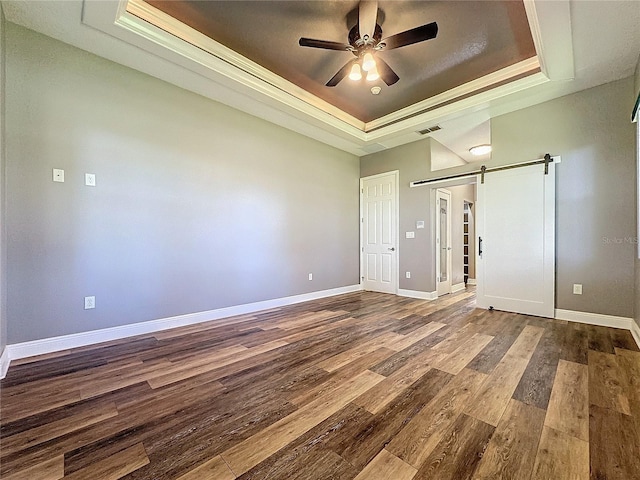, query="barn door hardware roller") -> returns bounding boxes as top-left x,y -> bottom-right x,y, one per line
543,153 -> 552,175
